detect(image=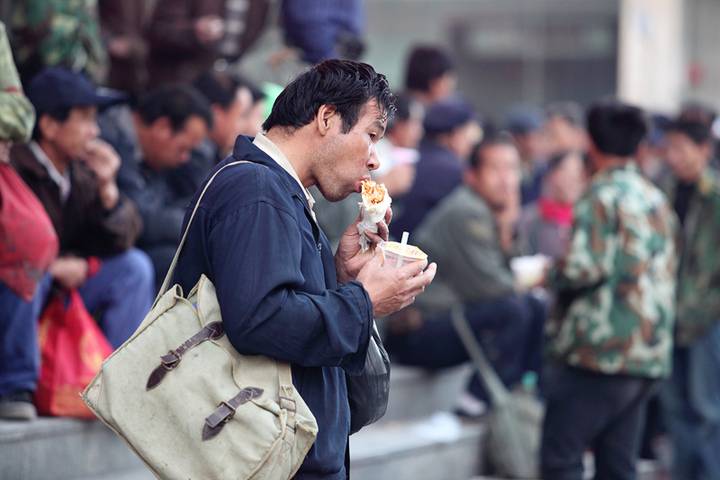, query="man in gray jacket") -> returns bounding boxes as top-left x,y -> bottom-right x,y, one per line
385,132 -> 545,413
